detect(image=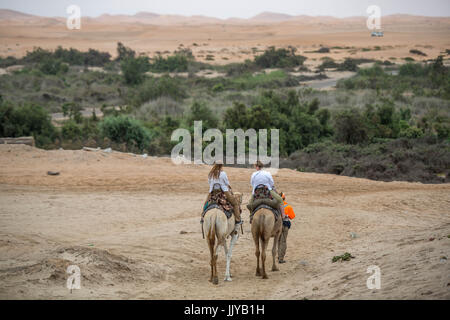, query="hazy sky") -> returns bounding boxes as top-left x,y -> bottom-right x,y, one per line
0,0 -> 449,19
